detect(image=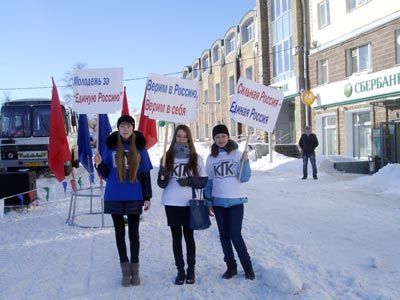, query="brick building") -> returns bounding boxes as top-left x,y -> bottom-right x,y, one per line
180,0 -> 400,165
183,1 -> 308,159
308,0 -> 400,164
